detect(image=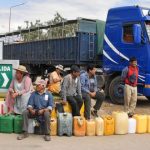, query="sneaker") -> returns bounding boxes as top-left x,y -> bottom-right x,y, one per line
44,135 -> 51,141
17,132 -> 29,140
91,109 -> 99,117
